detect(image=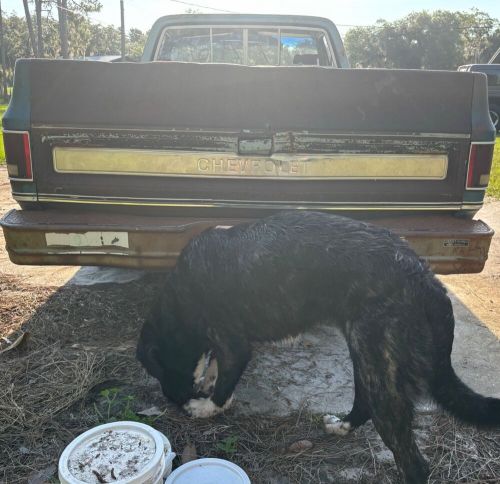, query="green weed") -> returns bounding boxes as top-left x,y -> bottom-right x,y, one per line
216,435 -> 238,455
93,387 -> 155,425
